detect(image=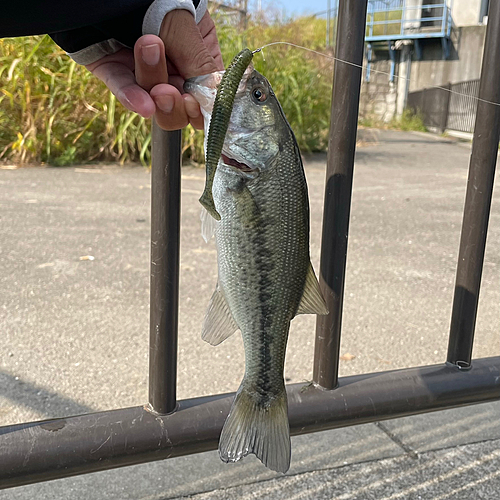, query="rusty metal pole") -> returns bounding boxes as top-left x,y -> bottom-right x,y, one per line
313,0 -> 368,390
447,0 -> 500,369
149,123 -> 182,413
